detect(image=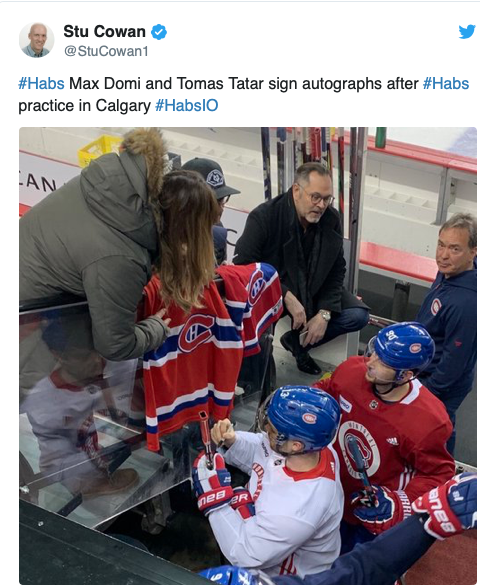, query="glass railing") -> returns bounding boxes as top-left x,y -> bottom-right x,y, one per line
19,296 -> 269,529
19,299 -> 194,528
